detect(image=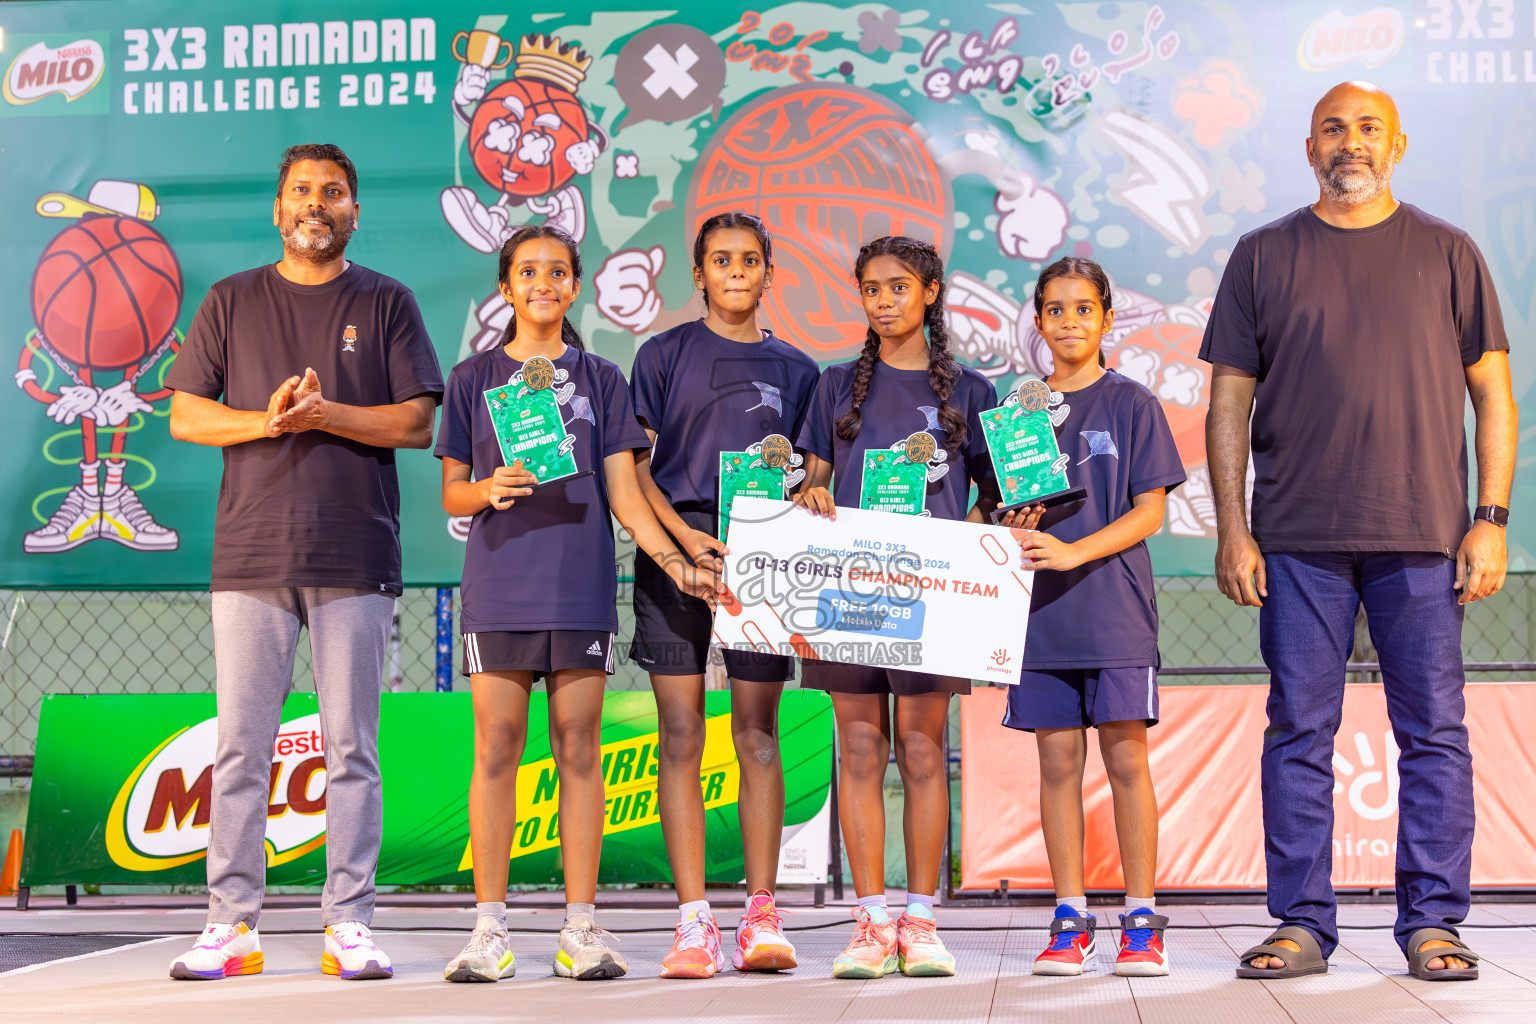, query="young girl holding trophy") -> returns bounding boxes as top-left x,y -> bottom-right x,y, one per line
795,236 -> 999,980
628,212 -> 821,978
997,257 -> 1185,978
435,225 -> 717,983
